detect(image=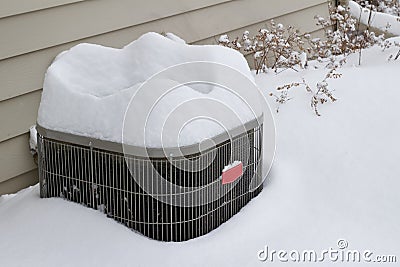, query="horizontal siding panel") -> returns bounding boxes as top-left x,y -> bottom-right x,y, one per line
195,2 -> 329,45
0,0 -> 84,19
0,90 -> 41,143
0,134 -> 36,183
0,169 -> 38,195
0,0 -> 328,102
164,0 -> 327,46
0,0 -> 232,60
